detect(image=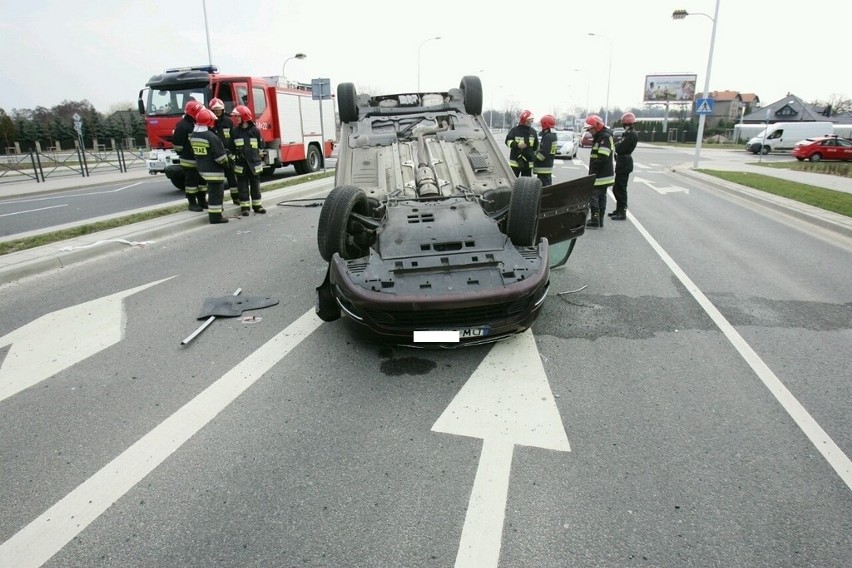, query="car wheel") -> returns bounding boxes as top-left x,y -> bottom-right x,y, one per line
318,185 -> 371,261
506,176 -> 542,247
808,153 -> 822,162
460,75 -> 483,115
337,83 -> 358,123
796,157 -> 805,162
761,145 -> 770,155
